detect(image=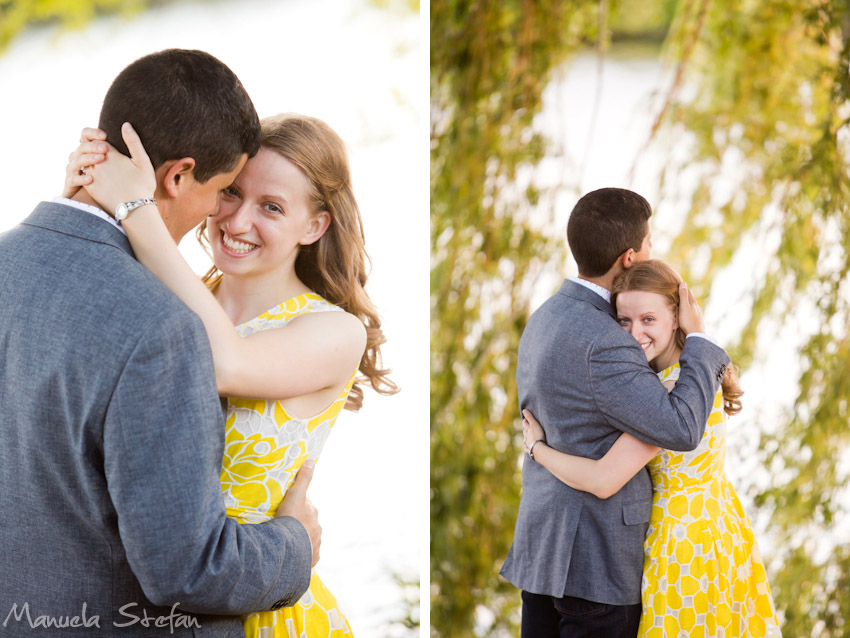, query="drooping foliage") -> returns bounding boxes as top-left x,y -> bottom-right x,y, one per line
431,1 -> 615,634
0,0 -> 149,53
658,1 -> 850,635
